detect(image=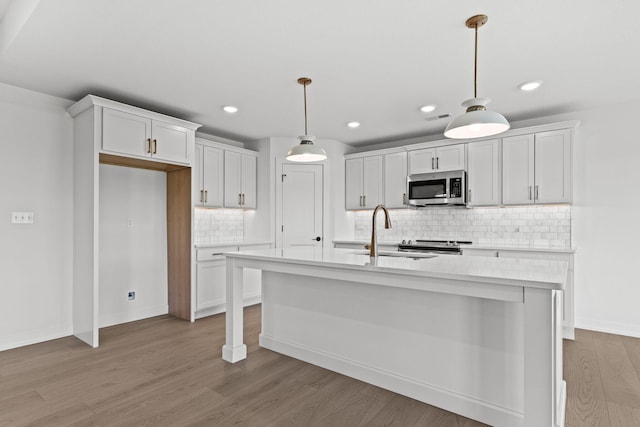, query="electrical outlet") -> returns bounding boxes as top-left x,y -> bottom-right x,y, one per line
128,291 -> 136,301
